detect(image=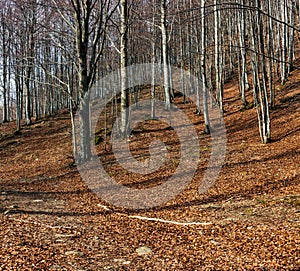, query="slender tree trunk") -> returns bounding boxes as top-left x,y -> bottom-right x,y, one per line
120,0 -> 129,137
250,21 -> 262,141
281,0 -> 288,84
288,0 -> 295,74
238,0 -> 249,106
195,26 -> 201,114
161,0 -> 171,109
25,67 -> 32,125
214,0 -> 220,108
151,1 -> 156,119
257,0 -> 271,143
2,71 -> 8,123
201,0 -> 210,134
15,72 -> 21,131
251,0 -> 271,144
267,0 -> 275,109
178,1 -> 186,102
1,23 -> 8,123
